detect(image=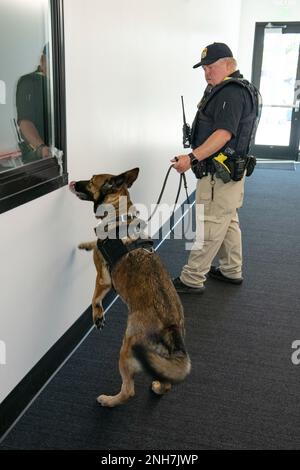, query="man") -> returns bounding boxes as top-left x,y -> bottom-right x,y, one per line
172,42 -> 260,294
16,44 -> 50,164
